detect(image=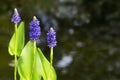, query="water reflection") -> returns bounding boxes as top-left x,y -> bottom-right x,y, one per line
37,9 -> 59,31
53,0 -> 78,19
68,28 -> 74,35
56,54 -> 73,68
